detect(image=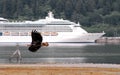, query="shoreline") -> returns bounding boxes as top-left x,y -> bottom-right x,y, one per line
0,63 -> 120,75
96,37 -> 120,43
1,63 -> 120,68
